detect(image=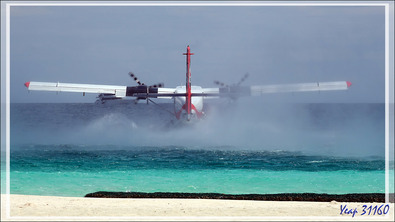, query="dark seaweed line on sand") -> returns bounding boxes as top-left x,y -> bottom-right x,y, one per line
85,192 -> 393,203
